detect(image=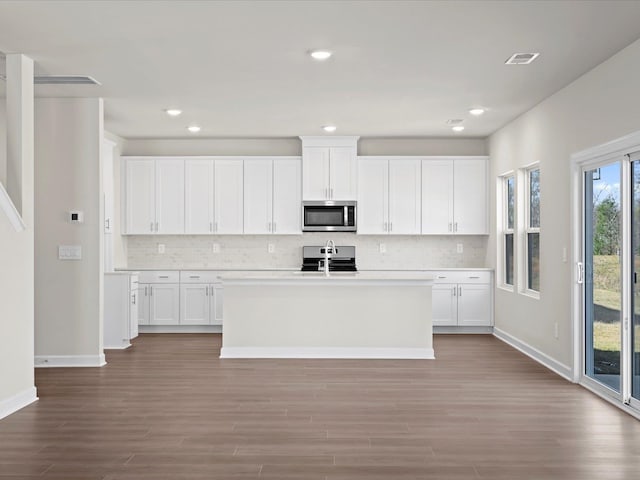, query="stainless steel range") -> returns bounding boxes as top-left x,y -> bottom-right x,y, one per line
301,245 -> 357,272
